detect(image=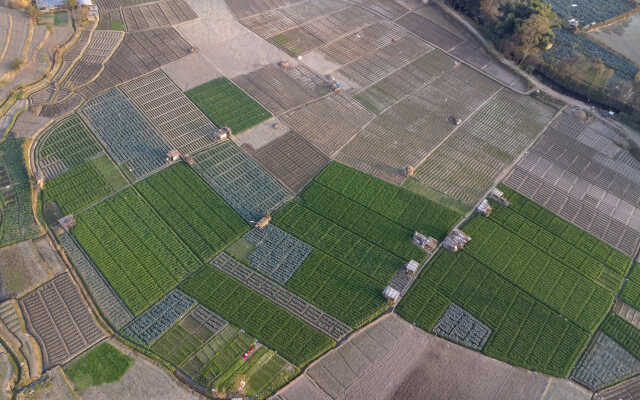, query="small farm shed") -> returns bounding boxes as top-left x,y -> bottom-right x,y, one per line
255,212 -> 270,229
489,188 -> 510,206
167,150 -> 180,162
413,231 -> 438,252
383,286 -> 400,303
477,199 -> 492,217
442,229 -> 470,252
405,260 -> 420,275
34,171 -> 44,189
217,126 -> 231,139
58,215 -> 76,232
